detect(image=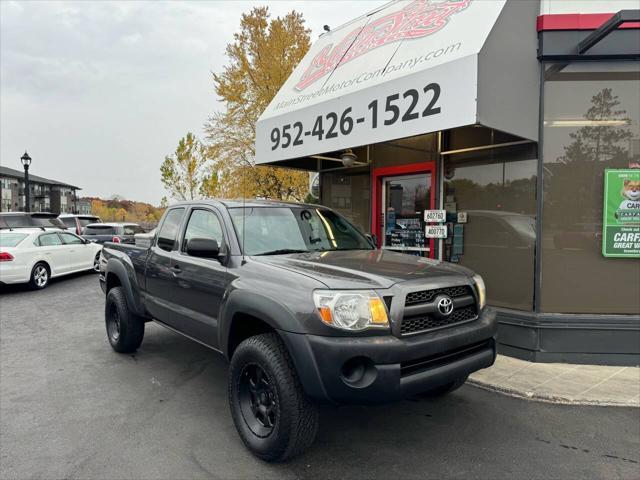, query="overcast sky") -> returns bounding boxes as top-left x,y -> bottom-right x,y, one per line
1,1 -> 383,205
